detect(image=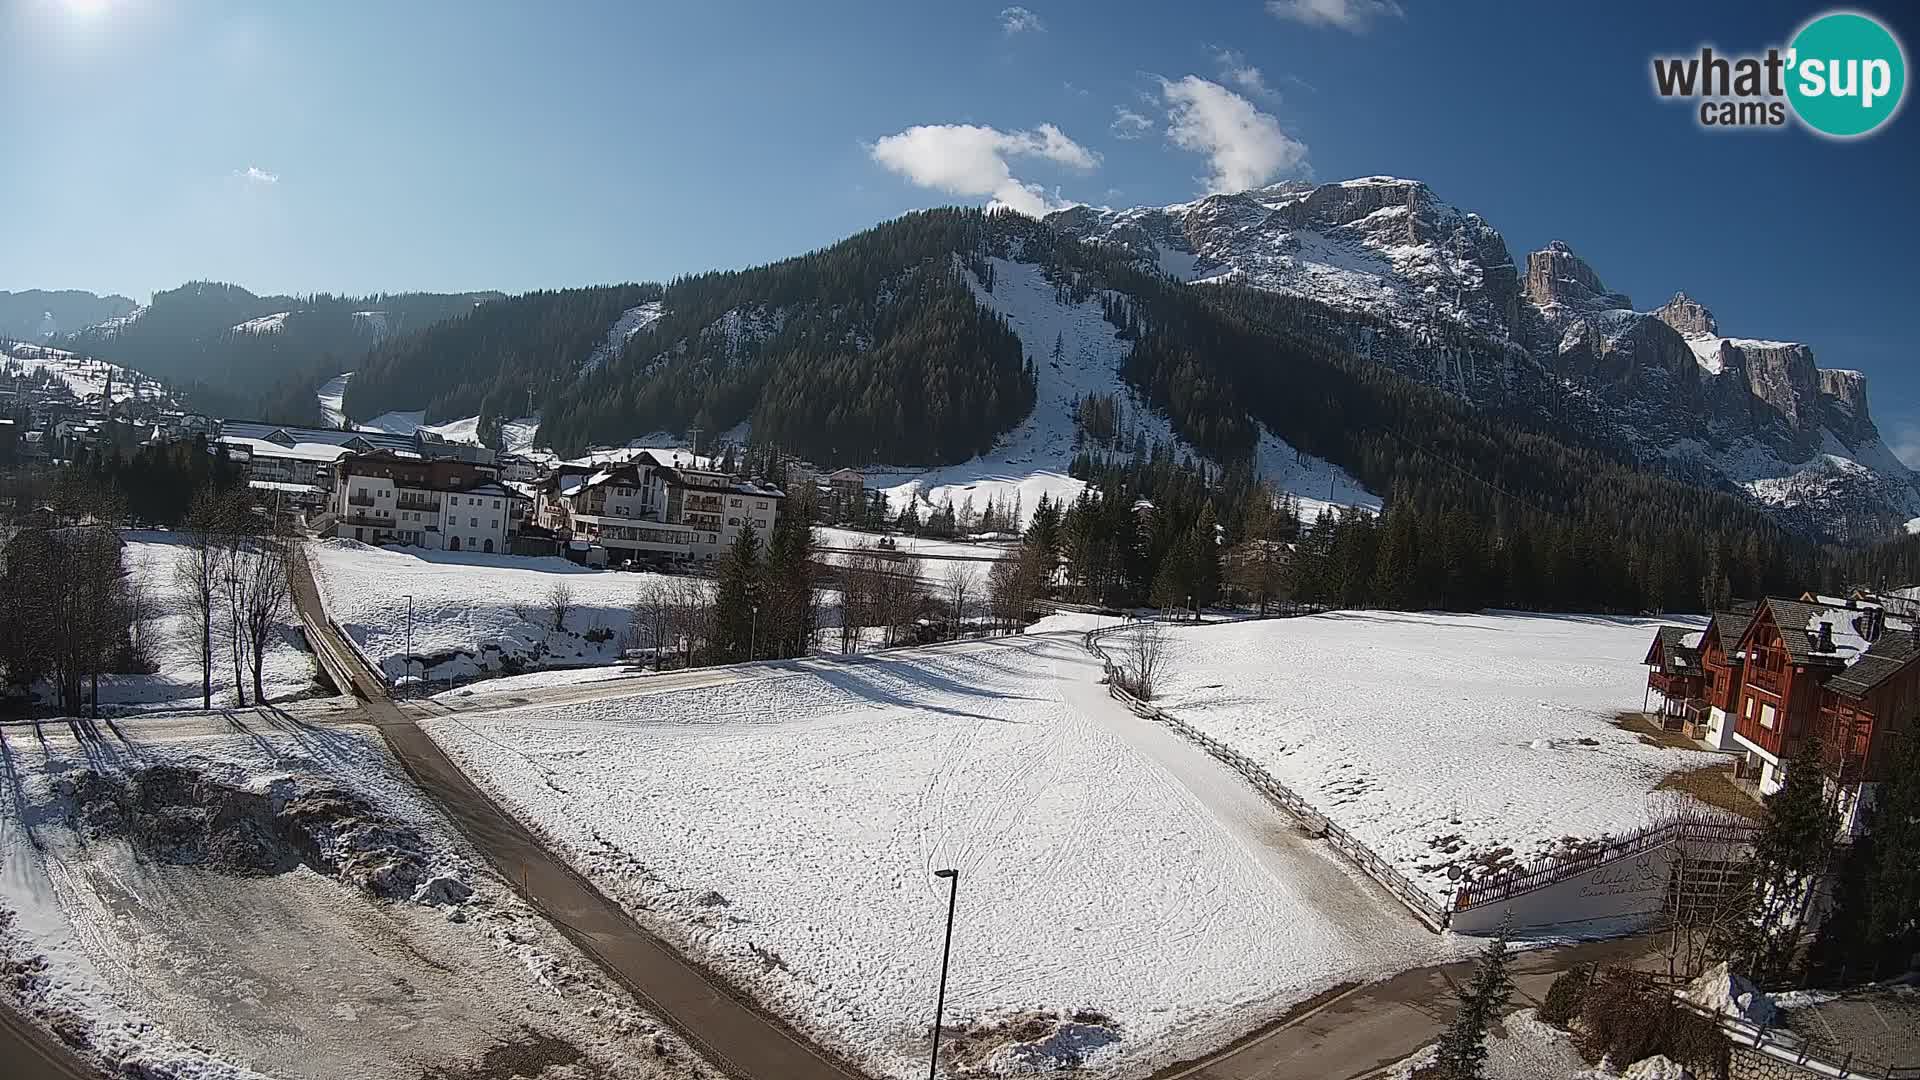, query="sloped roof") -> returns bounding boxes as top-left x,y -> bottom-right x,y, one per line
1651,625 -> 1704,675
1760,598 -> 1832,665
1824,628 -> 1920,698
1709,609 -> 1753,658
